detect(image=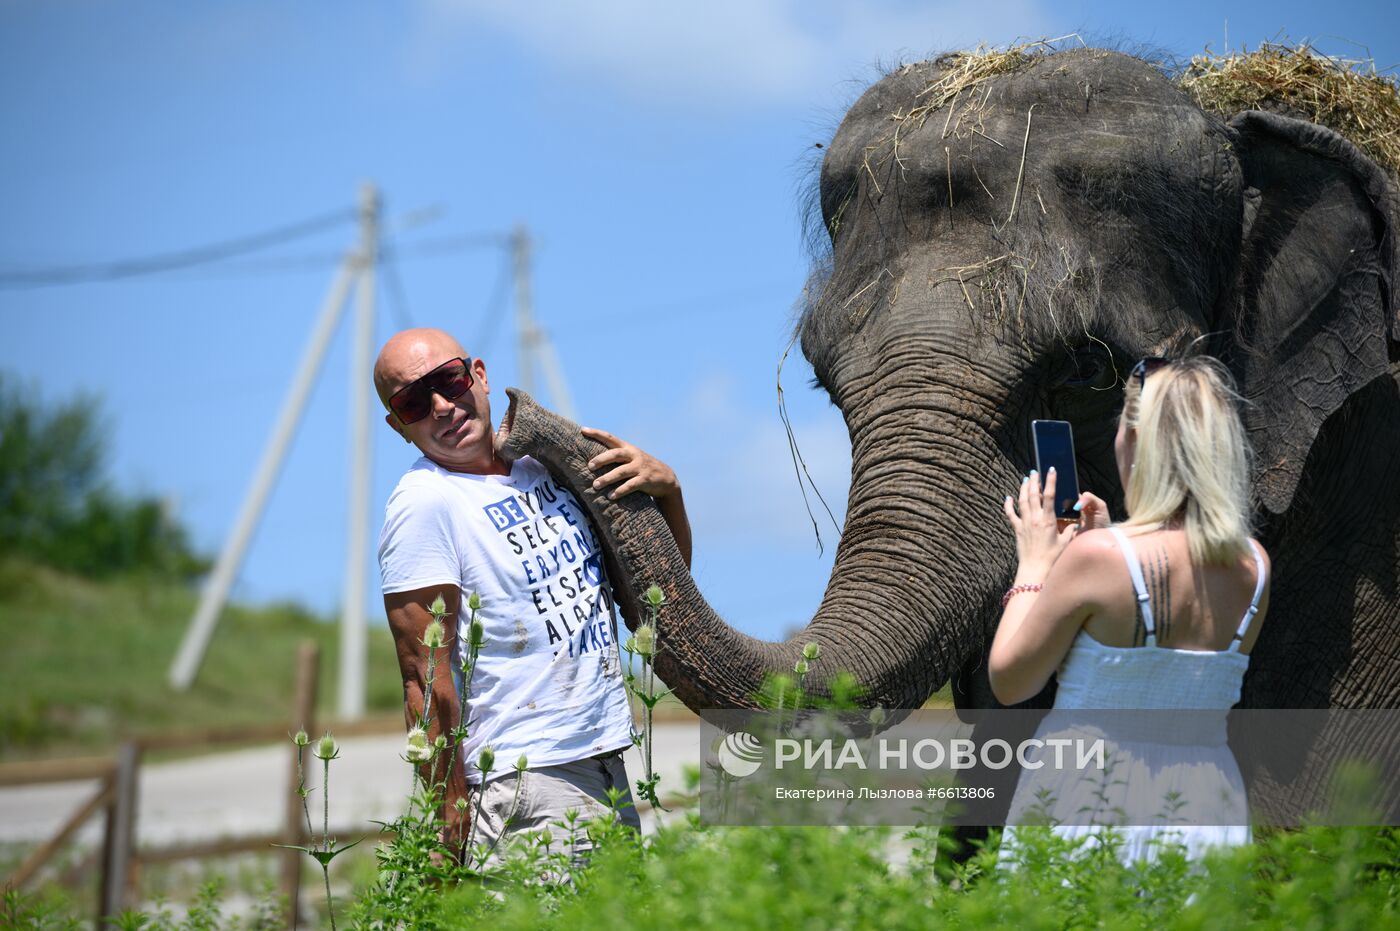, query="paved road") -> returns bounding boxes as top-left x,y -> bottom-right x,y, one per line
0,722 -> 704,851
